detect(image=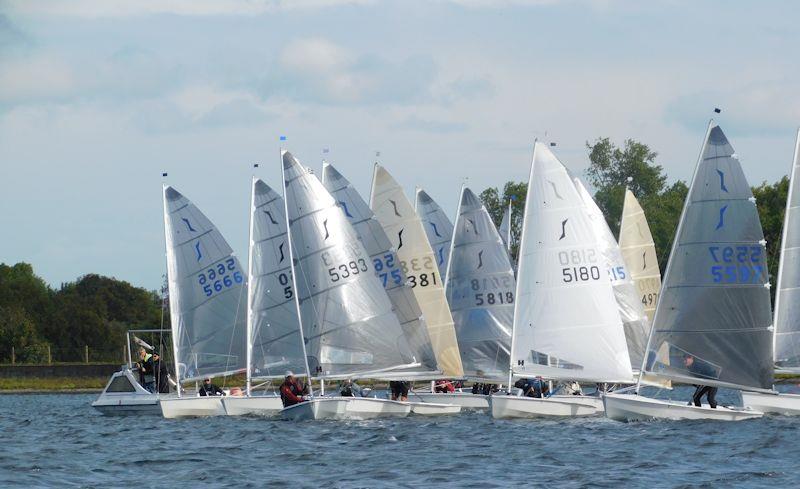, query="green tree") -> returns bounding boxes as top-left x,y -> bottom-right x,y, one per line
0,306 -> 47,363
752,177 -> 789,295
480,181 -> 527,261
